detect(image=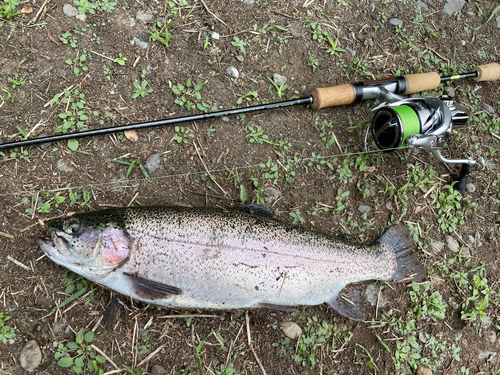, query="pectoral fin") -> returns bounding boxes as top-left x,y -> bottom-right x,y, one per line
326,285 -> 365,321
239,204 -> 274,218
124,273 -> 182,300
